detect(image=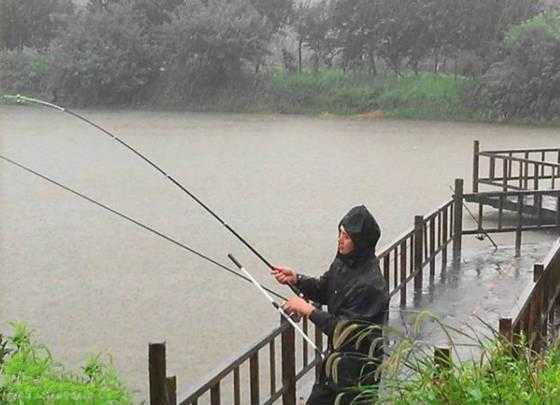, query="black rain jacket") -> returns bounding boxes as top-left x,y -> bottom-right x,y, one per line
297,205 -> 389,340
